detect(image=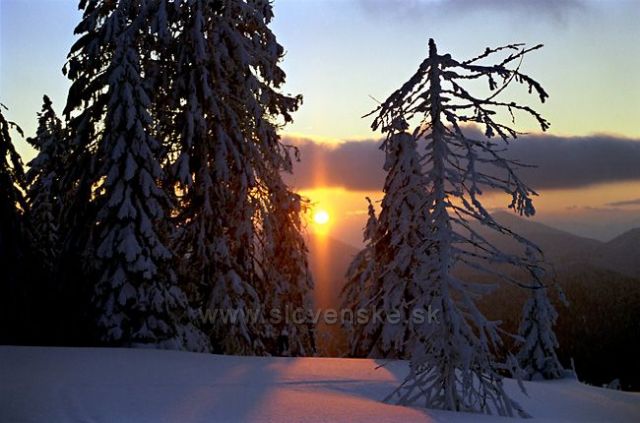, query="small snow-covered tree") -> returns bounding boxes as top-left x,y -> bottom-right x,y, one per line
342,197 -> 378,356
343,121 -> 432,359
367,39 -> 549,416
63,0 -> 208,351
0,104 -> 27,343
517,249 -> 564,380
25,95 -> 69,272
